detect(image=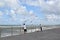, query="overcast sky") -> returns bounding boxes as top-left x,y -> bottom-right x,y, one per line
0,0 -> 60,25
